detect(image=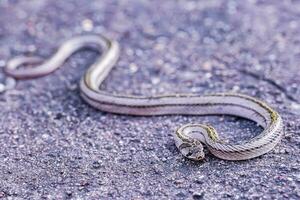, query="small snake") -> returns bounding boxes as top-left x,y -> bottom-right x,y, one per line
4,34 -> 284,161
